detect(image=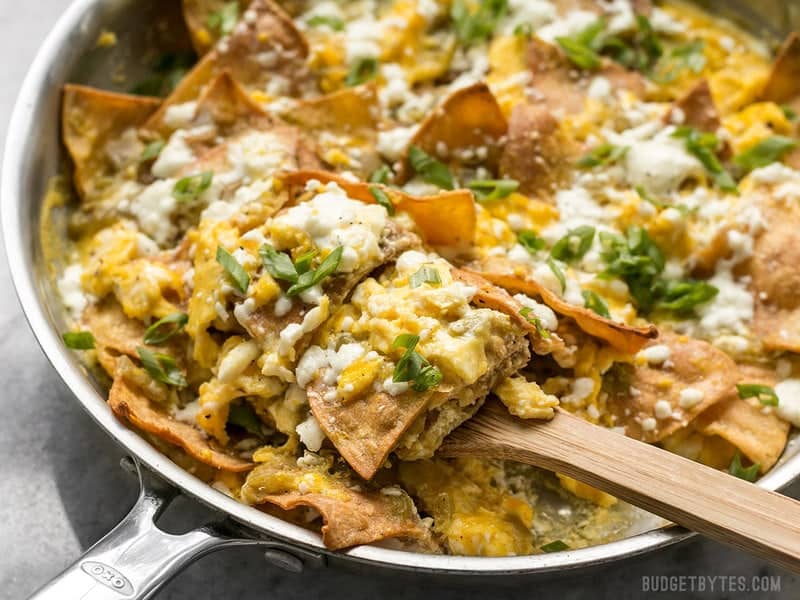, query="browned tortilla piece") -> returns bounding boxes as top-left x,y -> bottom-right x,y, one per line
182,0 -> 253,55
451,268 -> 565,359
472,265 -> 657,354
240,449 -> 435,550
395,83 -> 508,183
145,0 -> 310,131
281,84 -> 381,177
62,85 -> 161,201
666,79 -> 720,132
498,103 -> 577,199
109,376 -> 253,471
82,300 -> 186,374
281,170 -> 476,249
761,33 -> 800,110
308,382 -> 434,480
148,71 -> 270,140
750,197 -> 800,352
606,333 -> 737,443
526,37 -> 646,115
694,395 -> 790,473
